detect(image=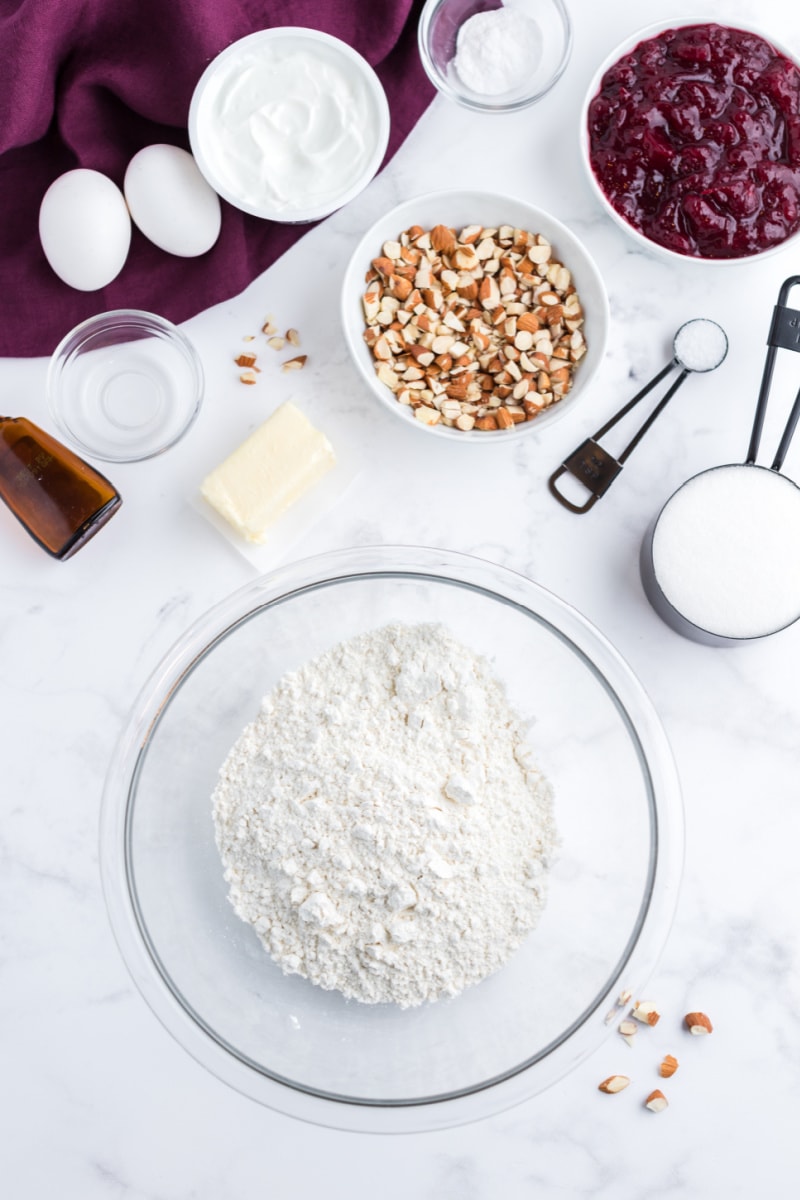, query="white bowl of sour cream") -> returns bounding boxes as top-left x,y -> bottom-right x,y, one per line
188,27 -> 390,223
